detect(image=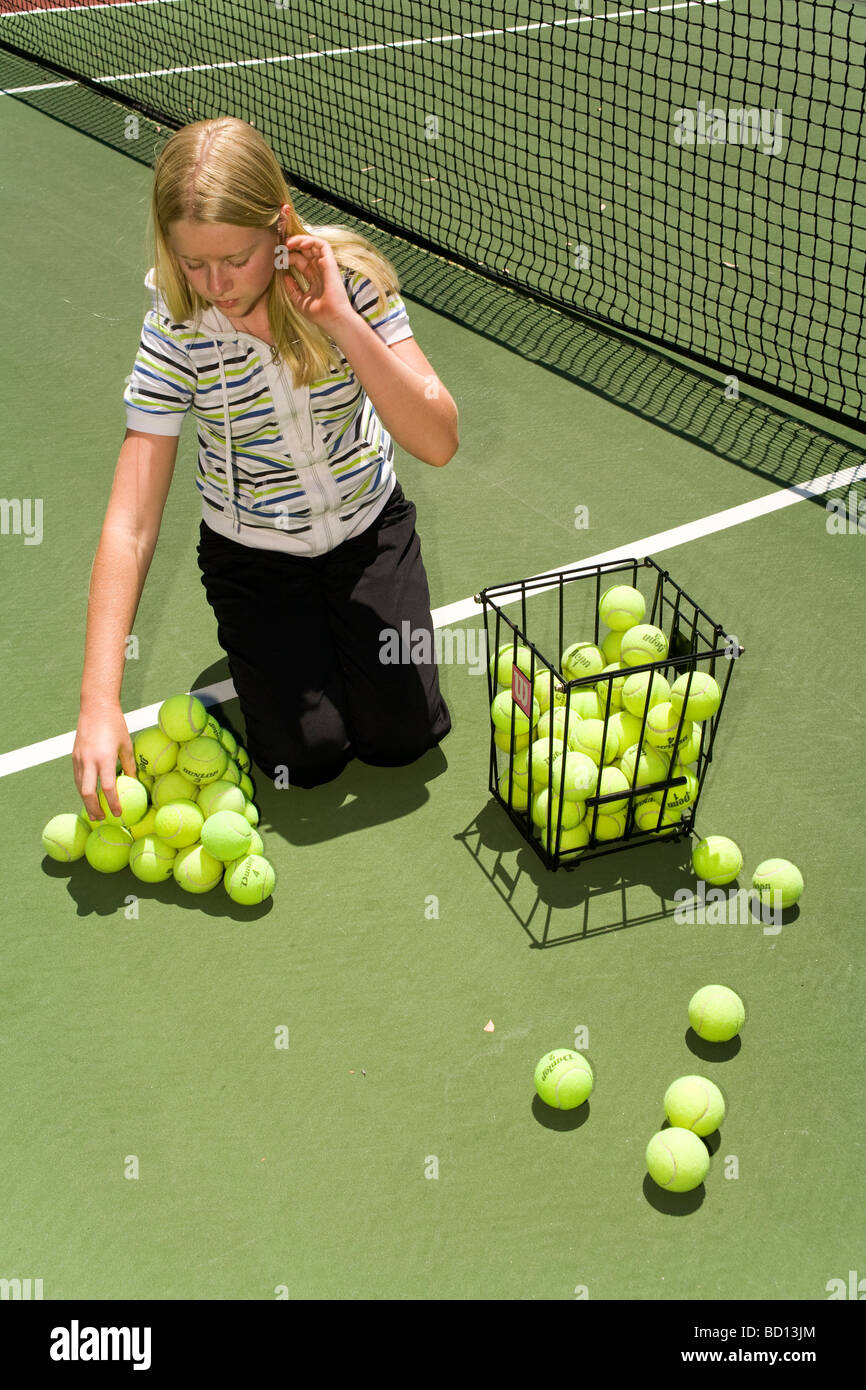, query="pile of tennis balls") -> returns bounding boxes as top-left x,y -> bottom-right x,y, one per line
490,583 -> 721,853
41,694 -> 276,906
533,983 -> 745,1195
691,835 -> 804,909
